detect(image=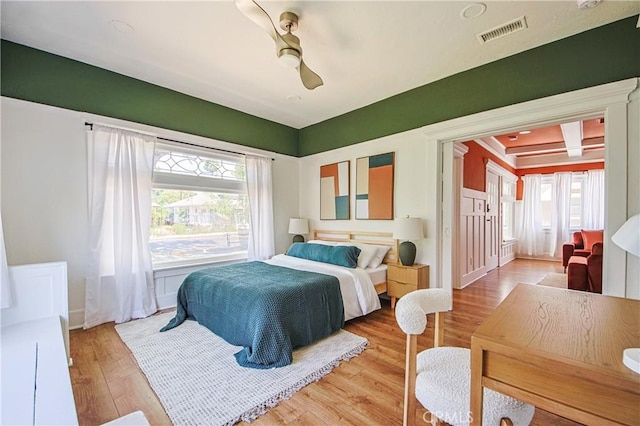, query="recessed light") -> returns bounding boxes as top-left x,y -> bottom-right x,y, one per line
508,135 -> 518,141
519,130 -> 531,135
111,20 -> 134,33
287,95 -> 301,102
577,0 -> 601,9
460,3 -> 487,20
